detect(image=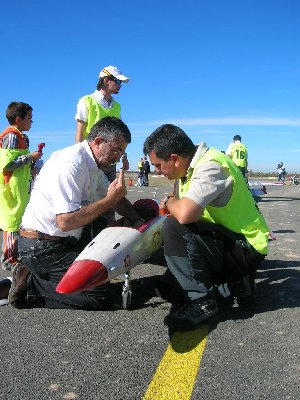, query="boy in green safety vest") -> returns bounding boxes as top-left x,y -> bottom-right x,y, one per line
143,124 -> 269,331
0,102 -> 42,273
